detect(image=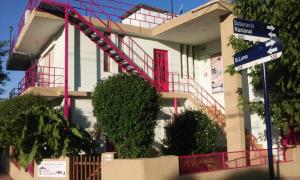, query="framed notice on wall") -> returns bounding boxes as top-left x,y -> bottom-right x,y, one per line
211,54 -> 224,94
38,161 -> 67,178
